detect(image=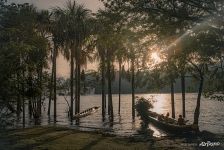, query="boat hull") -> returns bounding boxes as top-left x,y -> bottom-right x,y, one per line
73,106 -> 100,120
148,114 -> 197,133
